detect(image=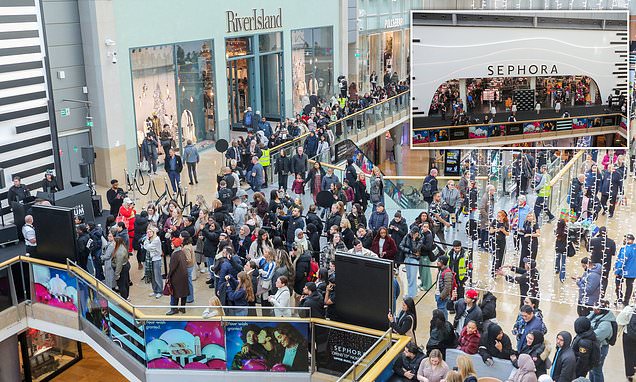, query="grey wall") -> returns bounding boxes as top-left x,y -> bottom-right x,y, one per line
41,0 -> 90,188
